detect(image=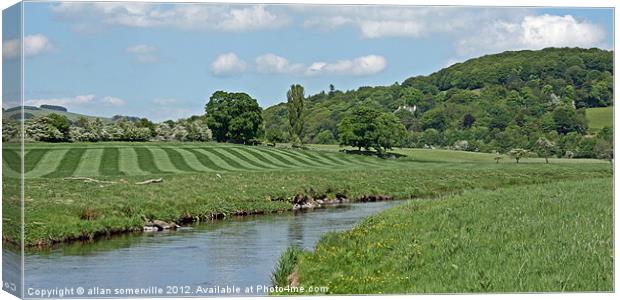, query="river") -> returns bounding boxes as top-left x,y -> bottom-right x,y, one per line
4,200 -> 404,298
